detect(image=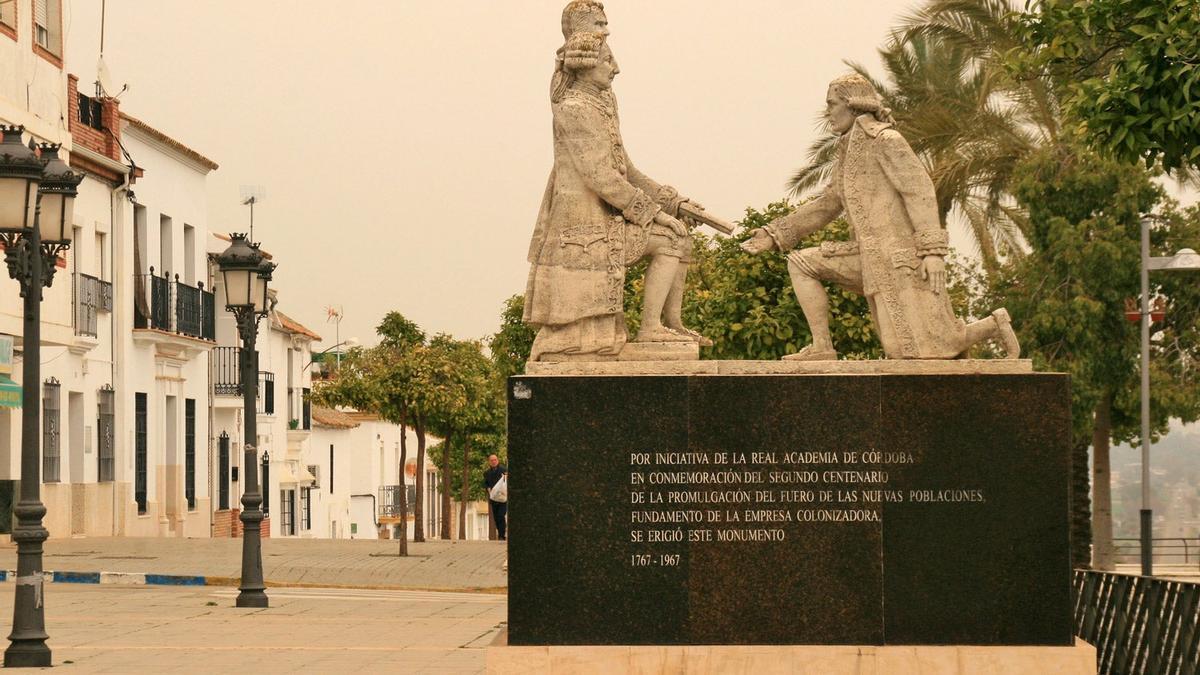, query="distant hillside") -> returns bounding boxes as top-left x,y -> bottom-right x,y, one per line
1102,420 -> 1200,540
